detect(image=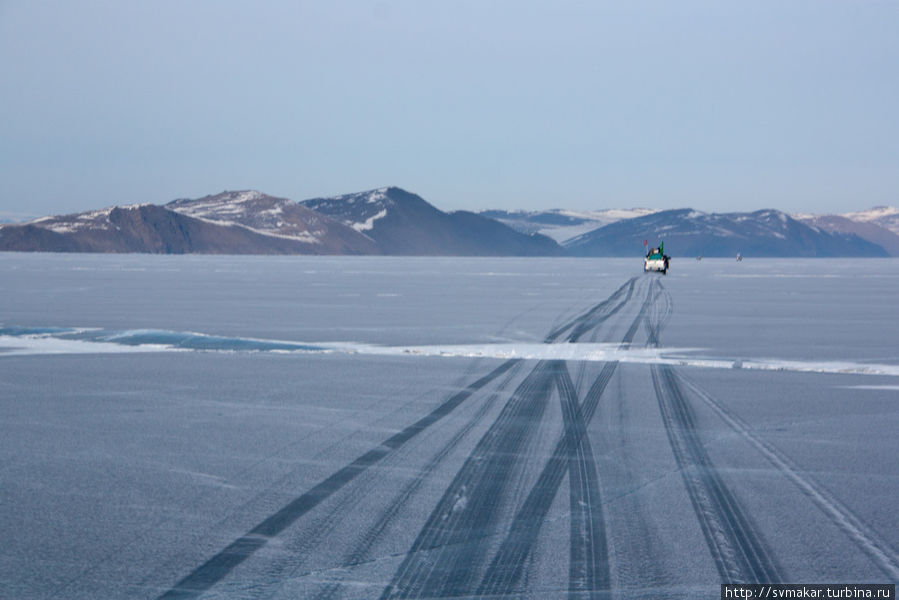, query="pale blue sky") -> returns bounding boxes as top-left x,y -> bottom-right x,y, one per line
1,1 -> 897,218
